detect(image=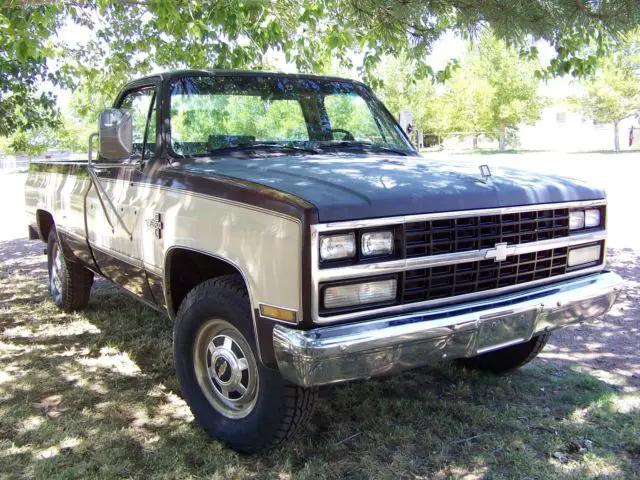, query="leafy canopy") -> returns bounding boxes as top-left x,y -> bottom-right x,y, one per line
0,4 -> 63,137
1,0 -> 639,139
